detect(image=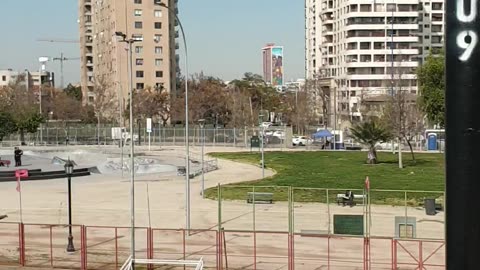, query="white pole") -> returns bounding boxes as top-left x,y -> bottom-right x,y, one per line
148,132 -> 151,151
39,65 -> 43,145
127,39 -> 136,266
201,126 -> 205,197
